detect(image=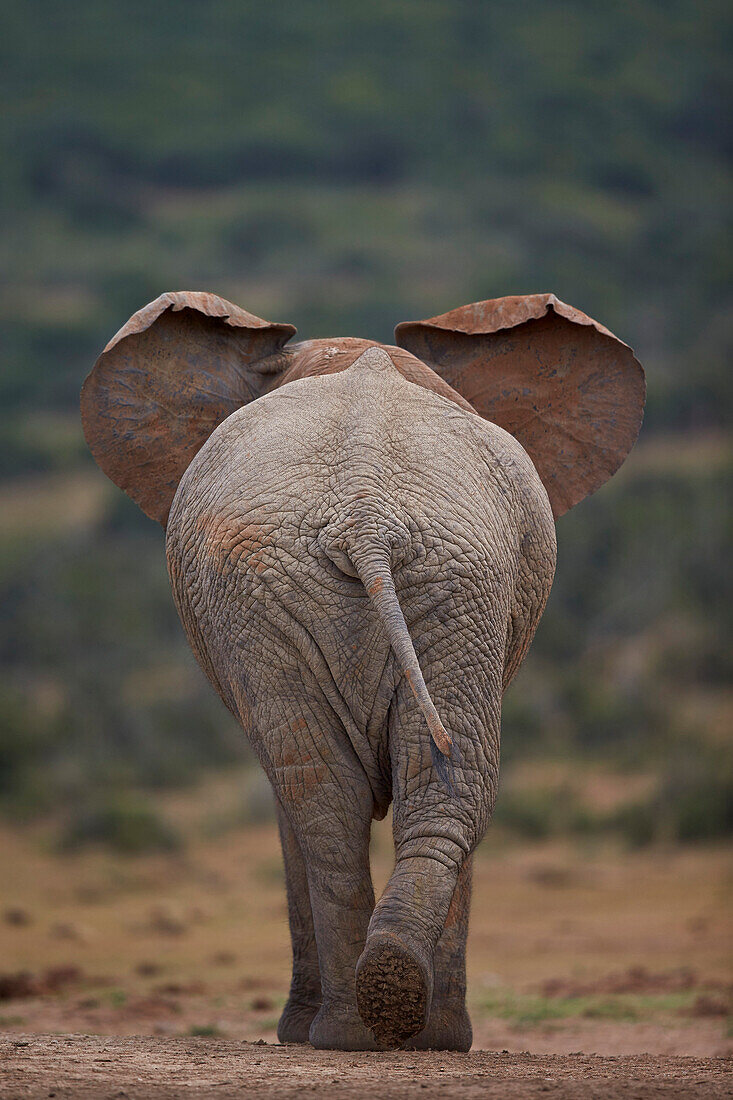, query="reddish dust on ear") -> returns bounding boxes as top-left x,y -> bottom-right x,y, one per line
395,293 -> 645,518
81,292 -> 296,526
